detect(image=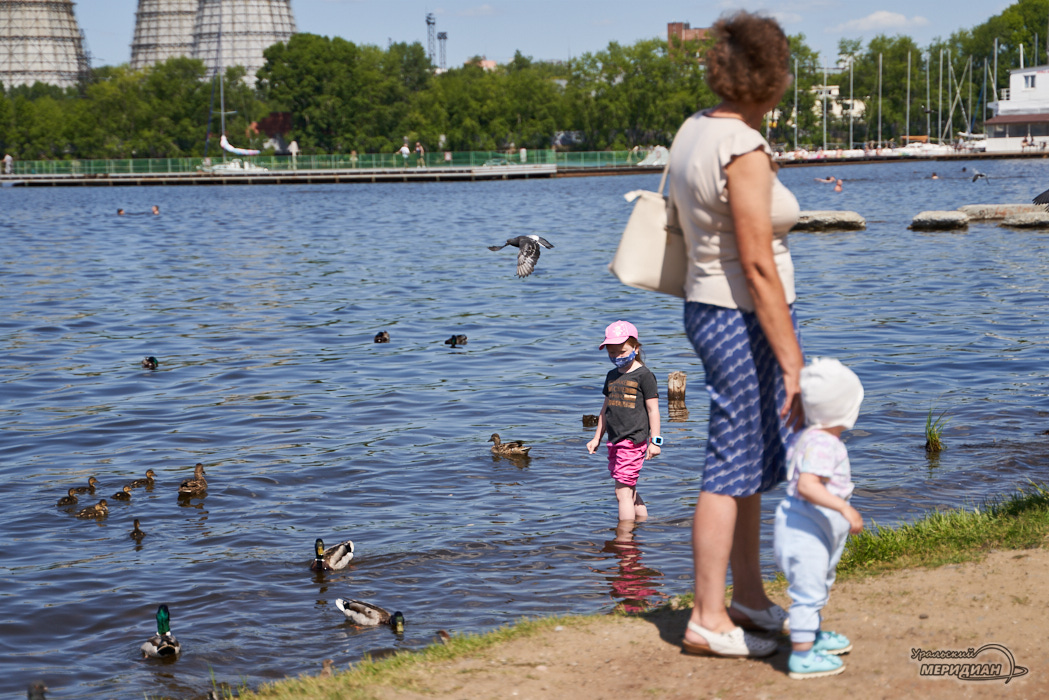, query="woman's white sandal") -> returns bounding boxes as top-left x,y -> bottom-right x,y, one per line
682,620 -> 778,658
